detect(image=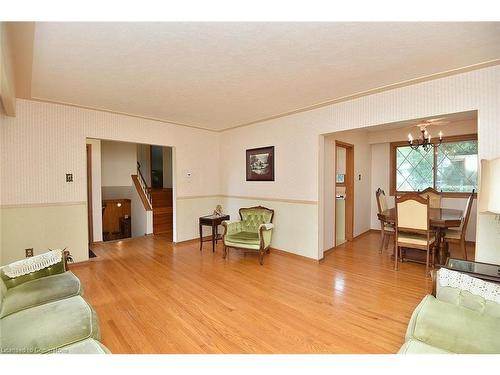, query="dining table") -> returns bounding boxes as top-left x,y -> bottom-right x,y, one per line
377,207 -> 464,265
